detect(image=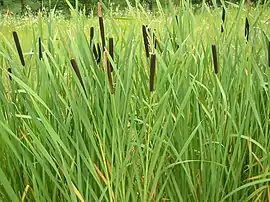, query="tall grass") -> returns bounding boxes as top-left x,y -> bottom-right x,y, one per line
0,2 -> 270,201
